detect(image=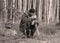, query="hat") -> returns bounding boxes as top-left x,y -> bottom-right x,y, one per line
29,8 -> 35,13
